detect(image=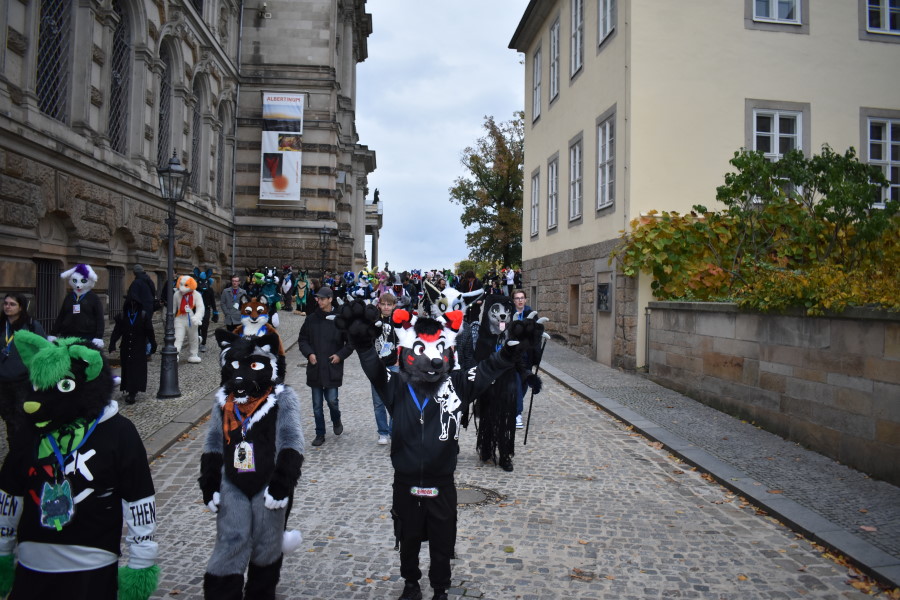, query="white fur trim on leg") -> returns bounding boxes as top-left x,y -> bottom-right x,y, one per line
206,491 -> 220,513
282,529 -> 303,554
263,487 -> 288,510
